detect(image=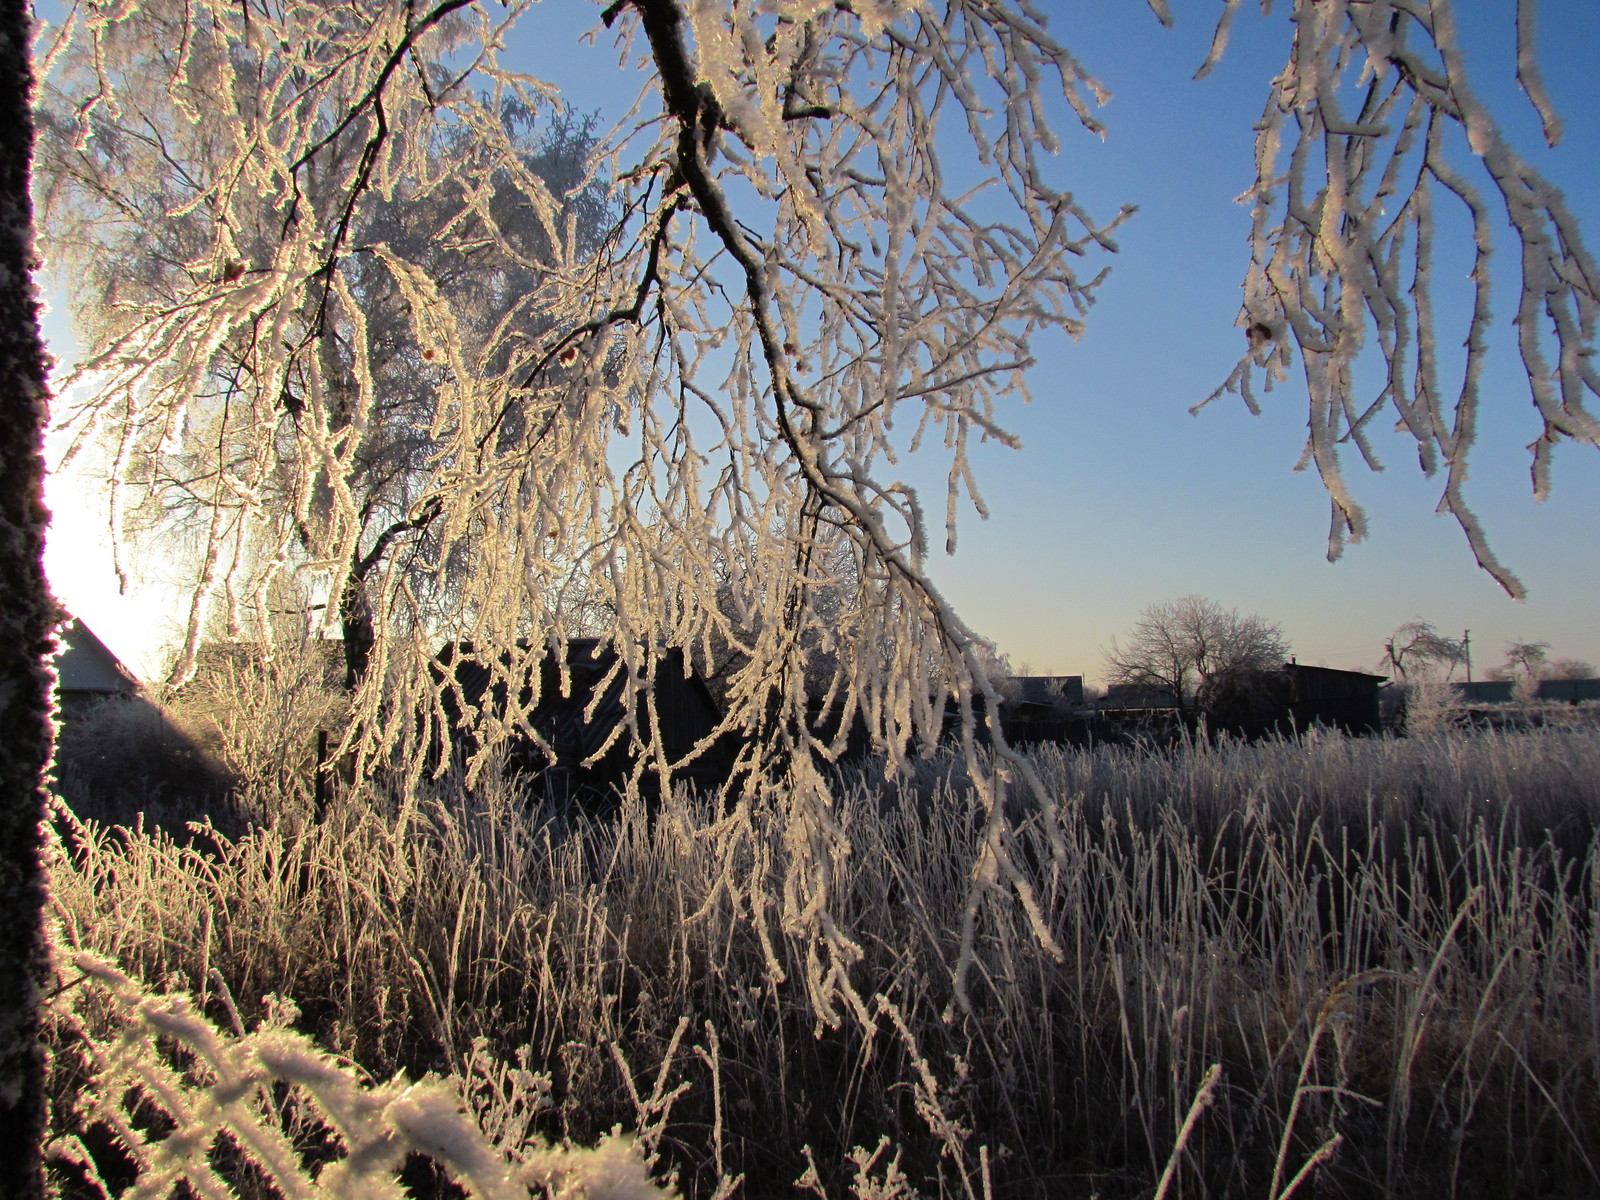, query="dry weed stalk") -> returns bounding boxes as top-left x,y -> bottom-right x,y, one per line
48,727 -> 1600,1196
